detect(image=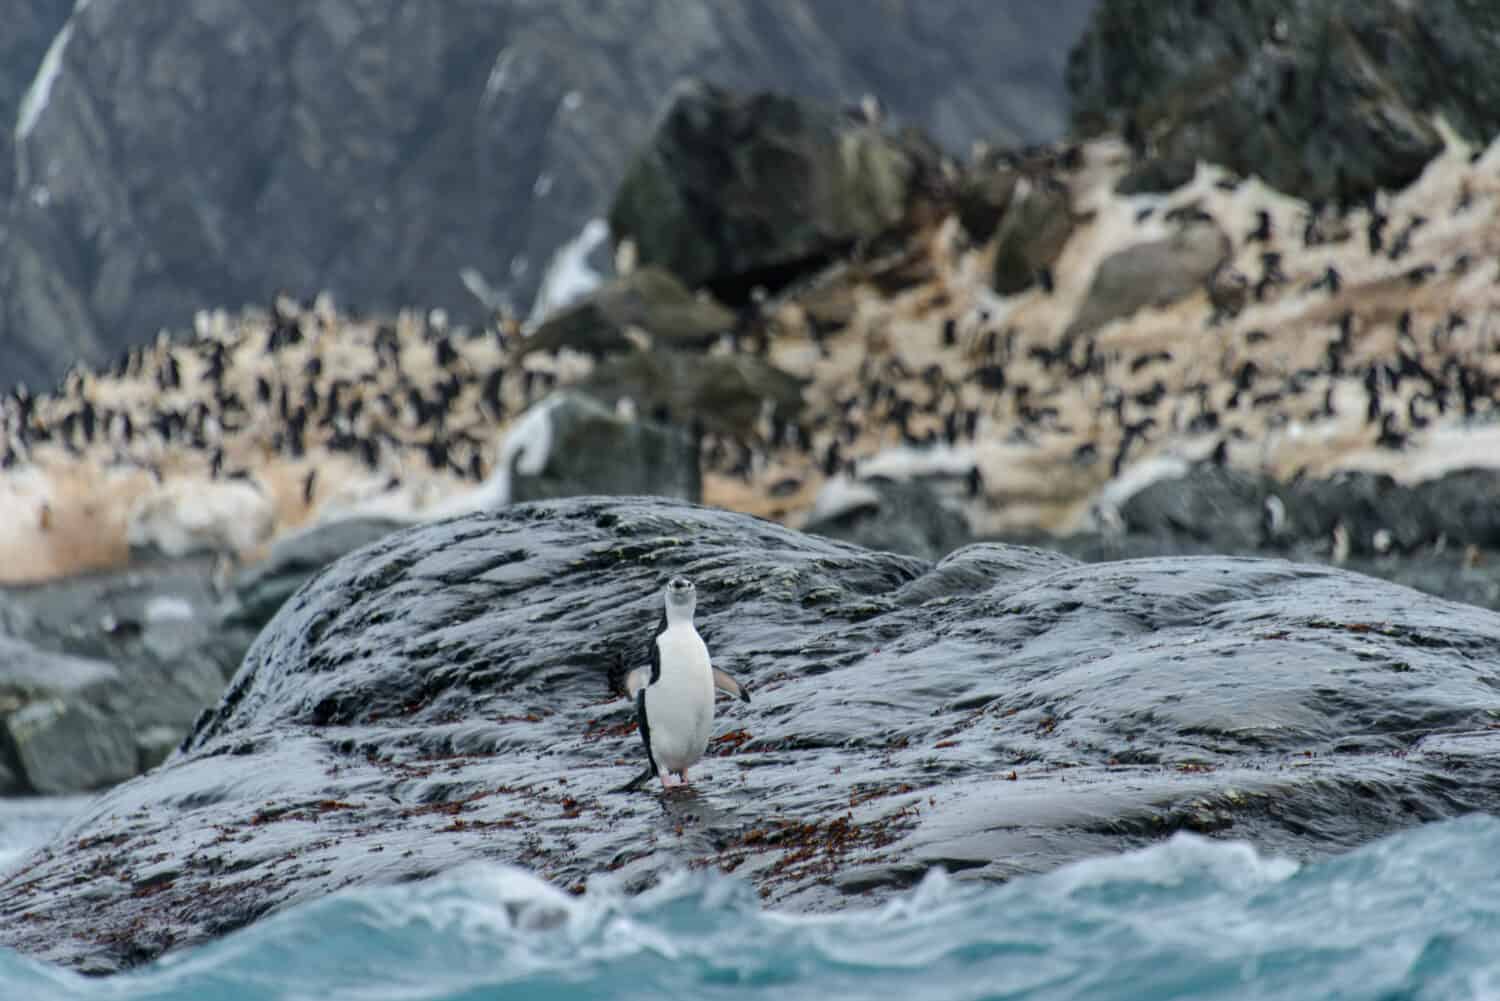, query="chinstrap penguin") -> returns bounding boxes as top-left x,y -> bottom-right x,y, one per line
616,576 -> 750,792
